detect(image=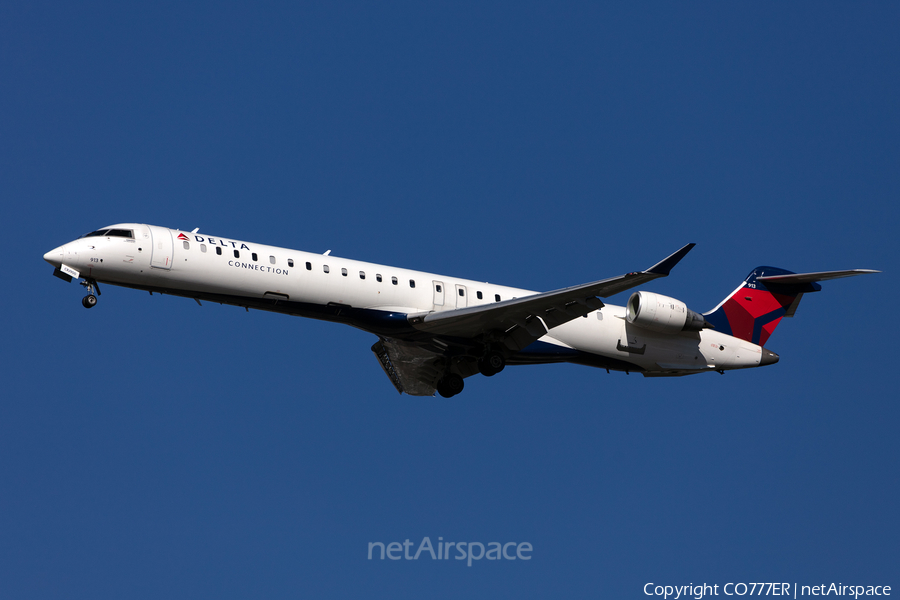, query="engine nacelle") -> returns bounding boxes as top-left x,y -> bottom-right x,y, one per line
626,291 -> 710,334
